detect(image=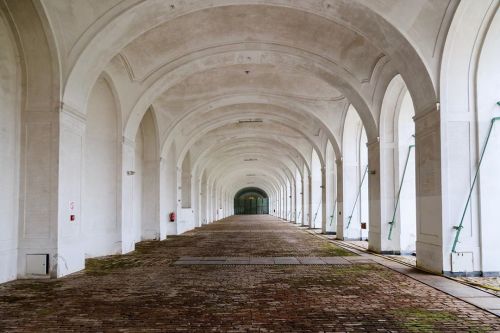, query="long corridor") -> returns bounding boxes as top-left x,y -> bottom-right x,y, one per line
0,215 -> 499,332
